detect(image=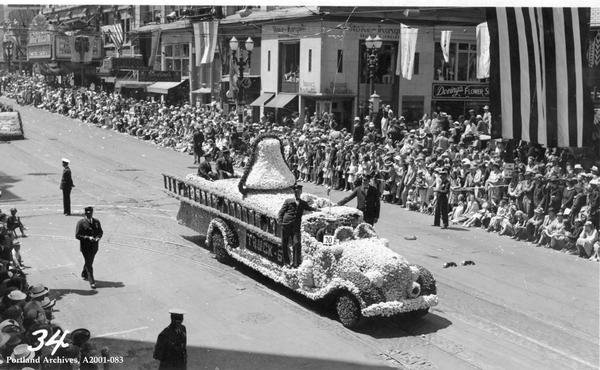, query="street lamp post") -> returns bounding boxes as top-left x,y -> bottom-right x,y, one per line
3,40 -> 13,73
365,35 -> 382,117
229,36 -> 253,123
